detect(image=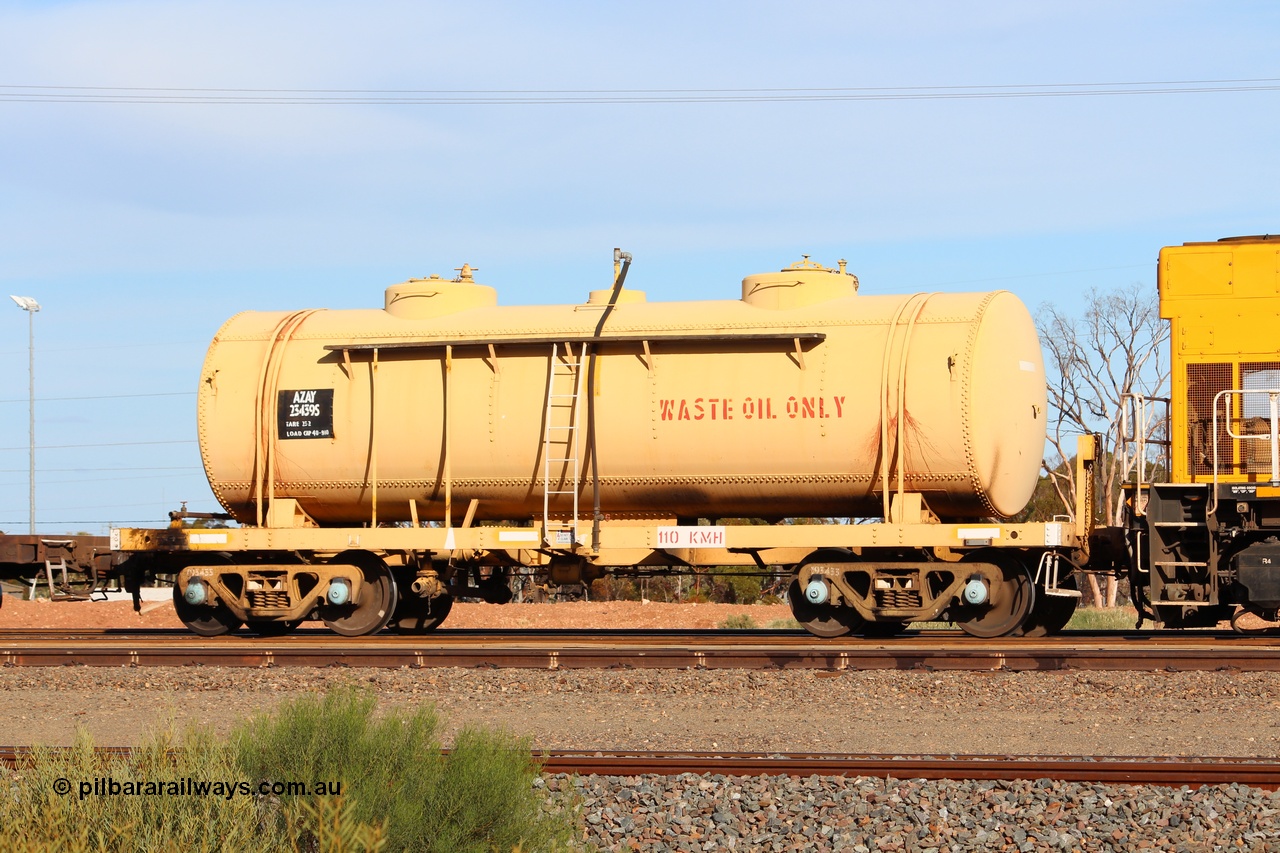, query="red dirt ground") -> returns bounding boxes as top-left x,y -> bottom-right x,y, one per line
0,596 -> 795,632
